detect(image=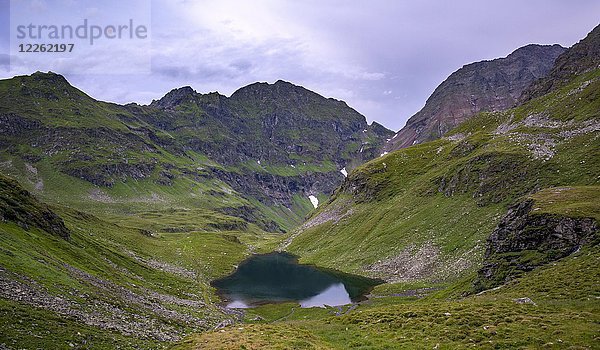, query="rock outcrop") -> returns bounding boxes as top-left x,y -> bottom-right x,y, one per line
0,174 -> 70,239
474,199 -> 598,291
